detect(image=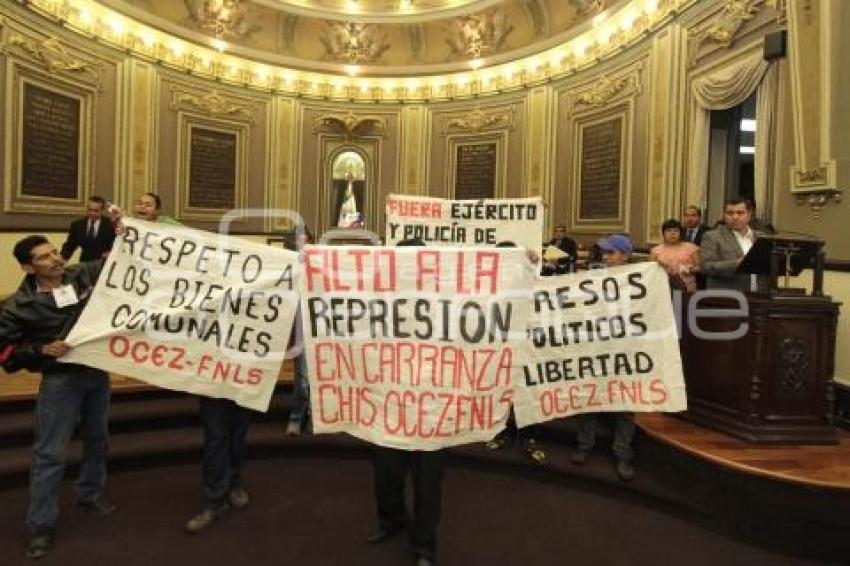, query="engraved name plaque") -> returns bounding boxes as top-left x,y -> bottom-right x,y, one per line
188,127 -> 237,209
21,83 -> 81,199
455,142 -> 497,200
579,117 -> 622,219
